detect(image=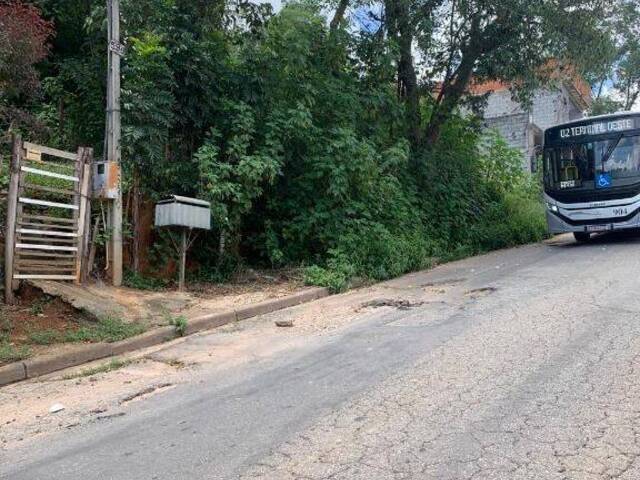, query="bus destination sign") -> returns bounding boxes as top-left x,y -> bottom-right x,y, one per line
560,118 -> 634,139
